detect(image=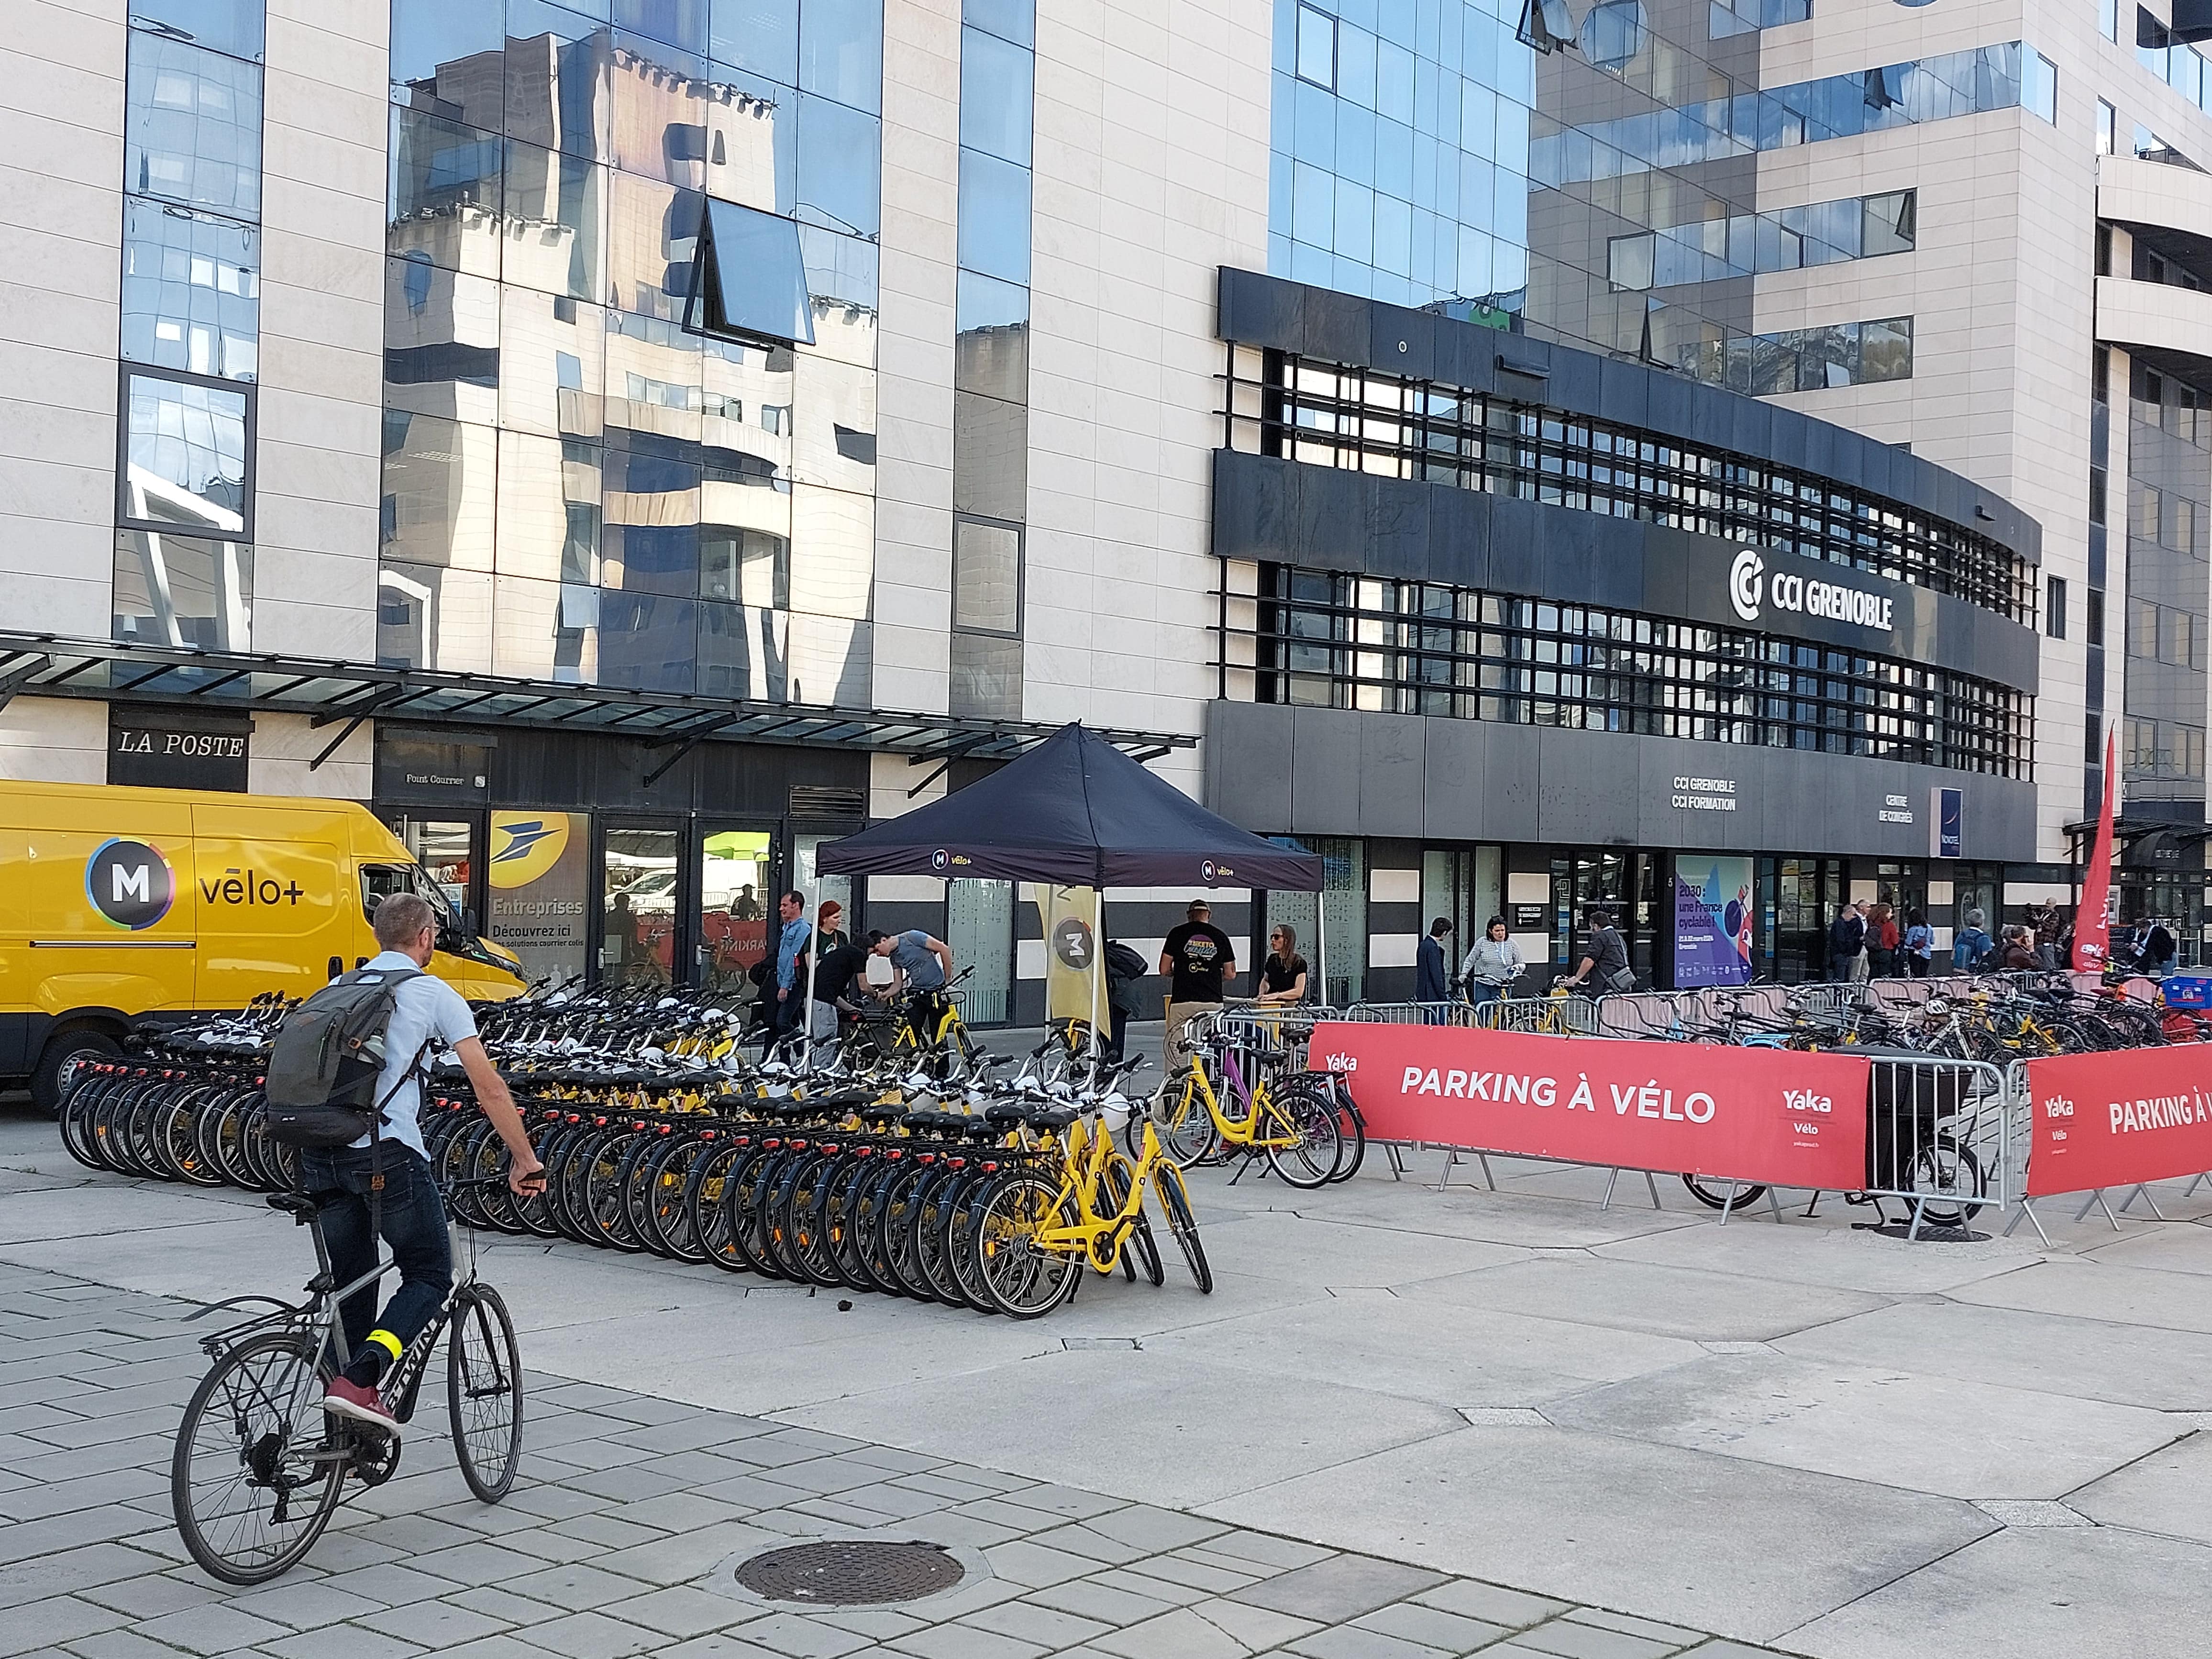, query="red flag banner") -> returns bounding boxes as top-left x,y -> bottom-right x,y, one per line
1309,1021 -> 1869,1190
2025,1045 -> 2212,1196
2073,728 -> 2117,972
